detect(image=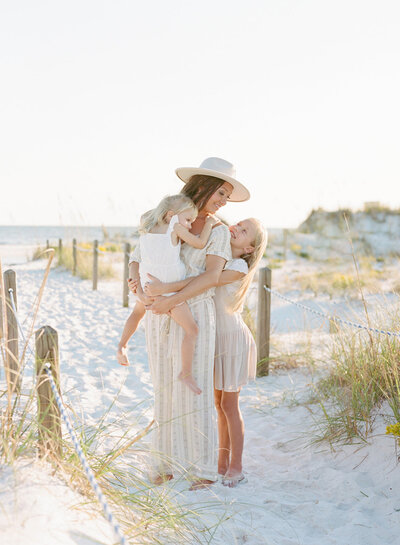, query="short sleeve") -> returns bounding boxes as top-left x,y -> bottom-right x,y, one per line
129,242 -> 141,264
225,258 -> 248,274
205,224 -> 232,261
